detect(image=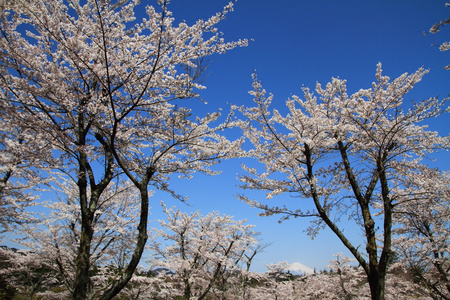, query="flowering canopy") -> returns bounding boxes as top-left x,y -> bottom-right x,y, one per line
236,63 -> 449,300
